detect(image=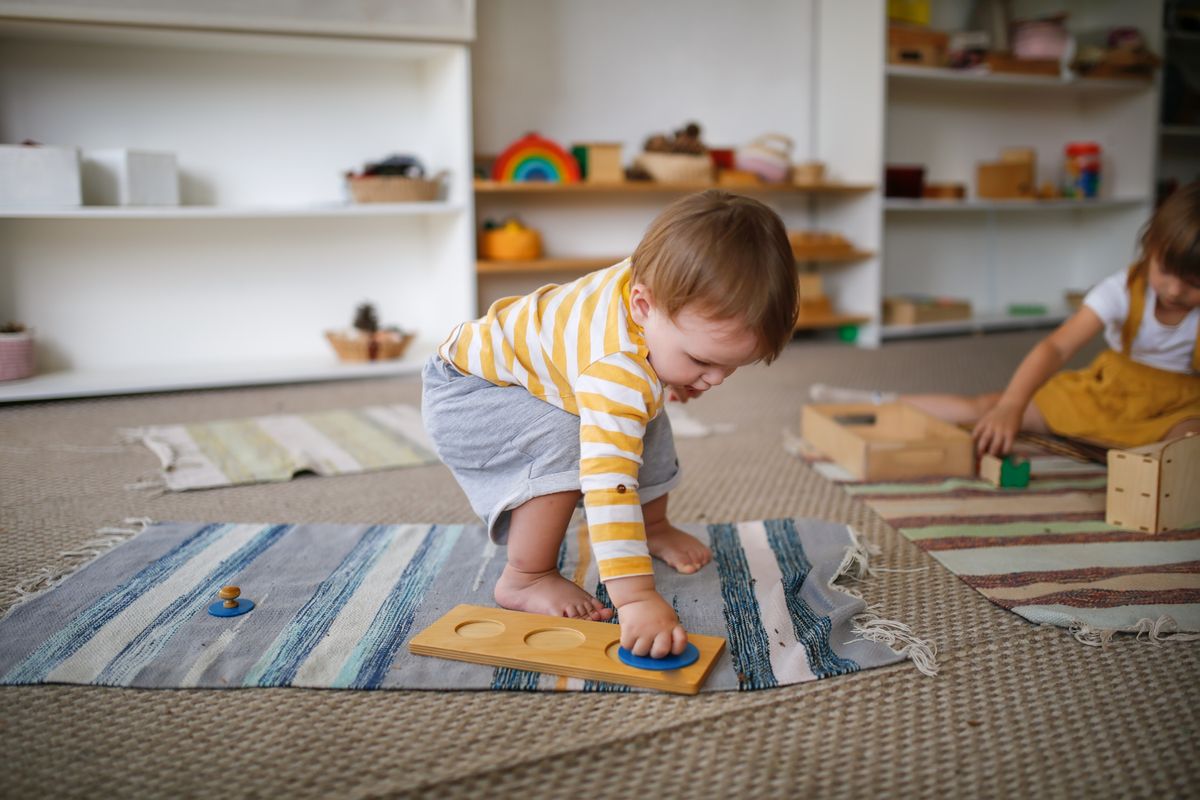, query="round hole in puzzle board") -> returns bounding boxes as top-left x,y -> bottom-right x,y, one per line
605,641 -> 623,664
524,628 -> 586,650
455,620 -> 505,639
